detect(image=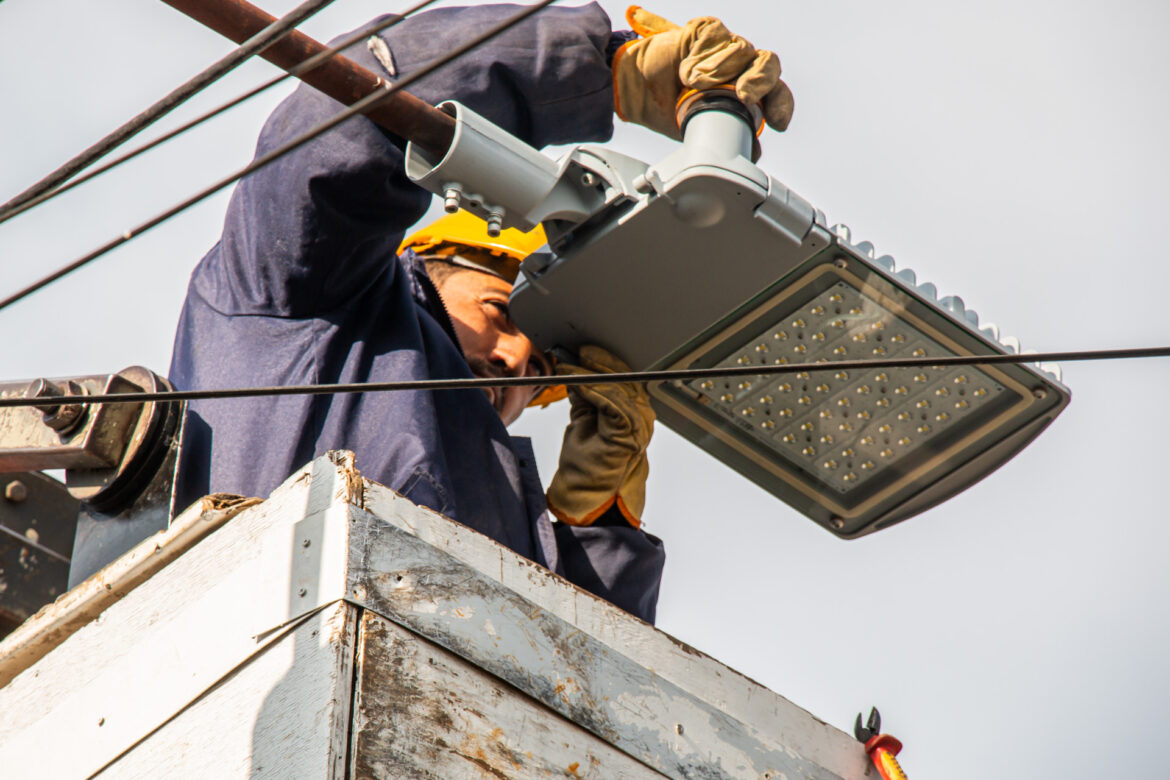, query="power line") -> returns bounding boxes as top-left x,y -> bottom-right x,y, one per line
0,0 -> 558,315
0,0 -> 337,222
0,0 -> 444,228
2,345 -> 1166,409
